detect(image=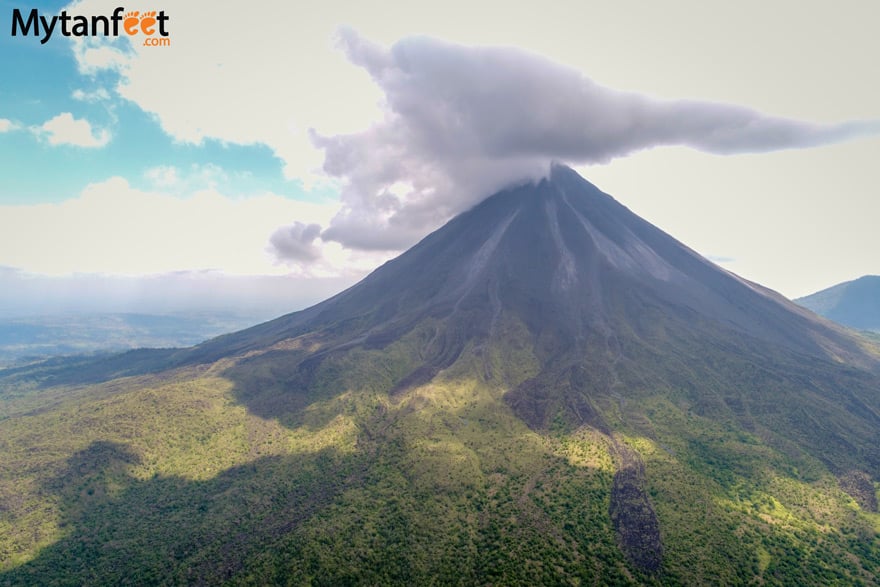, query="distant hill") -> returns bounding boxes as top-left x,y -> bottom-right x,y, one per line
796,275 -> 880,331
